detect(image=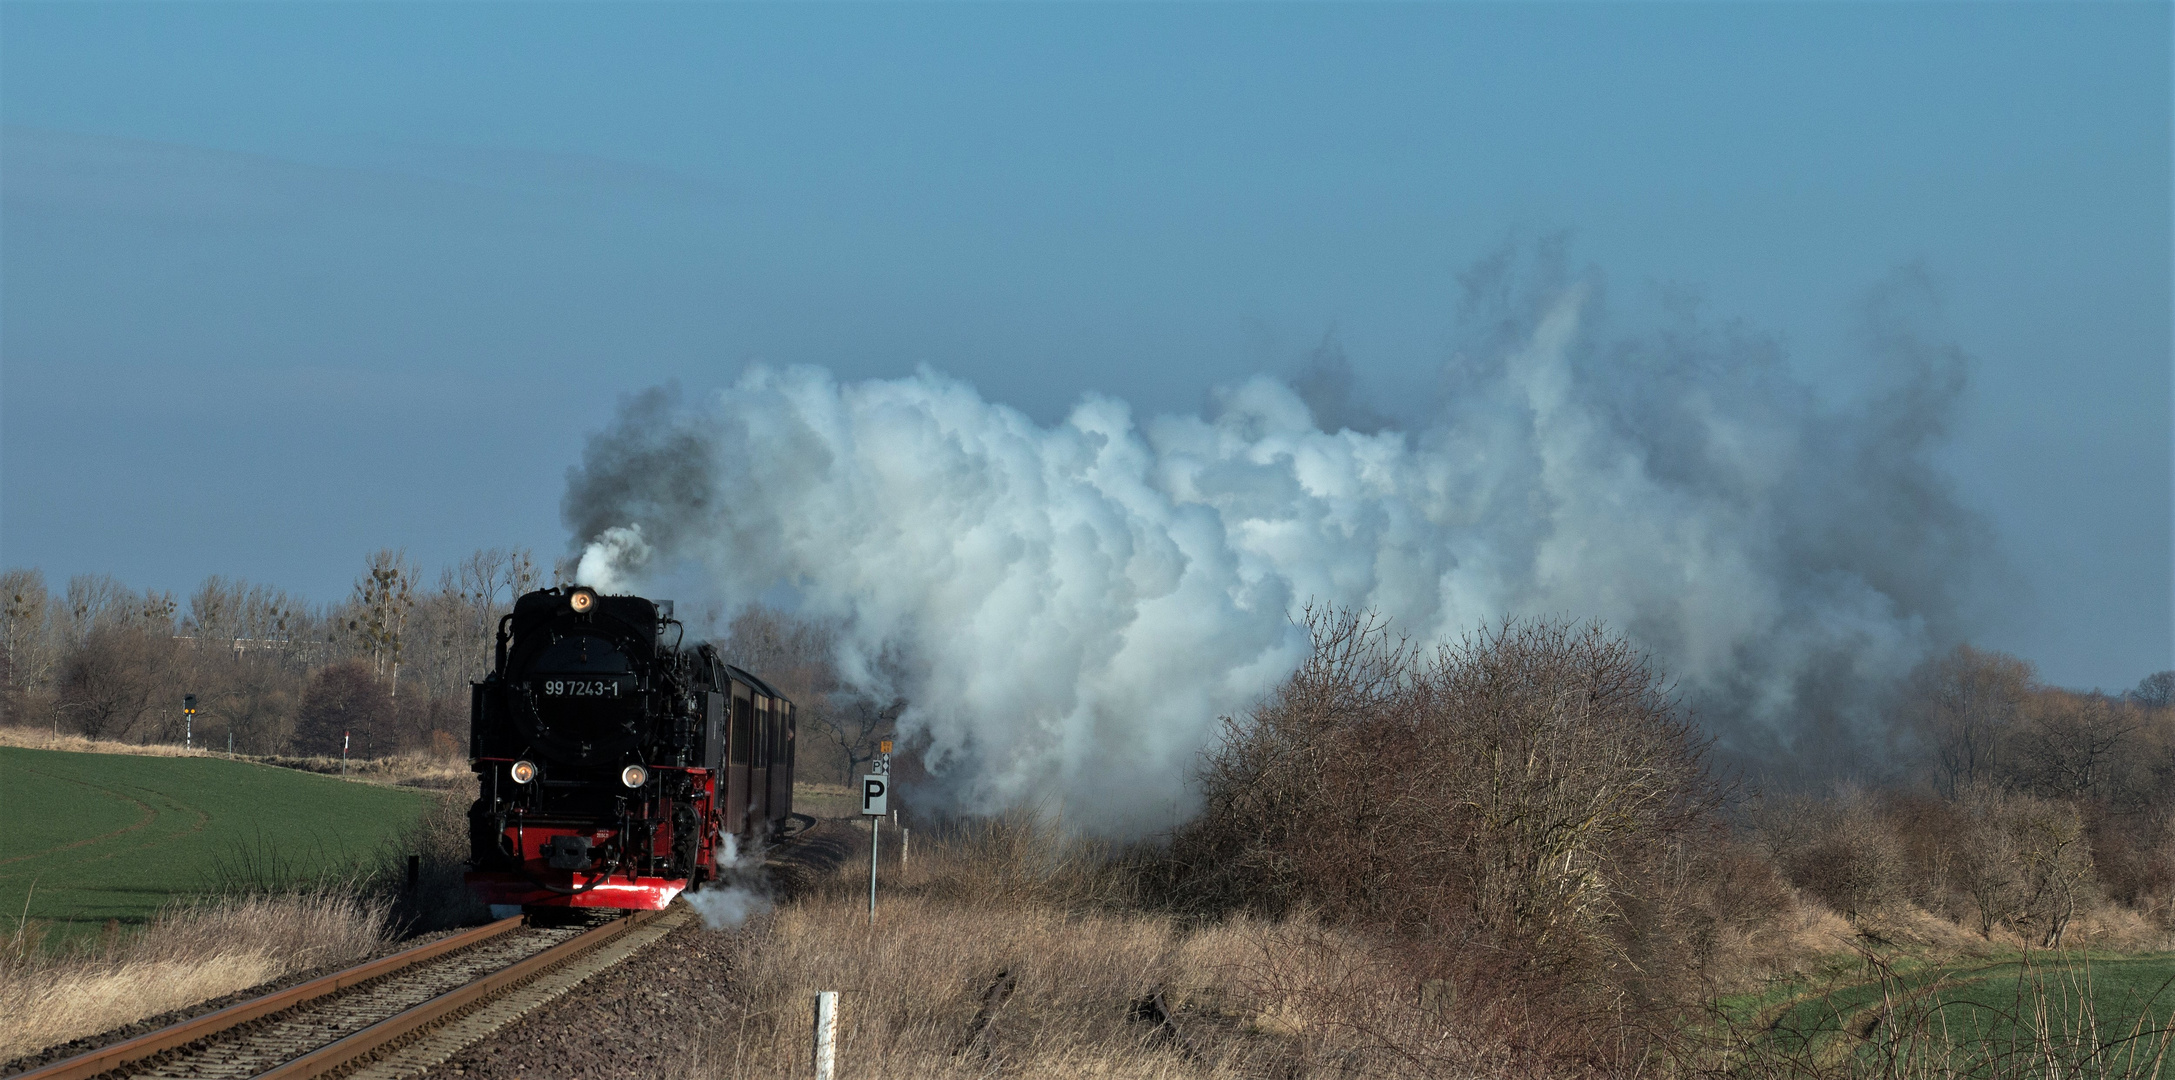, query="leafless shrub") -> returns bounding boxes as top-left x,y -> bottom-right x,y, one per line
54,621 -> 184,741
1765,787 -> 1910,920
2085,806 -> 2175,919
1158,606 -> 1720,1074
292,660 -> 391,757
